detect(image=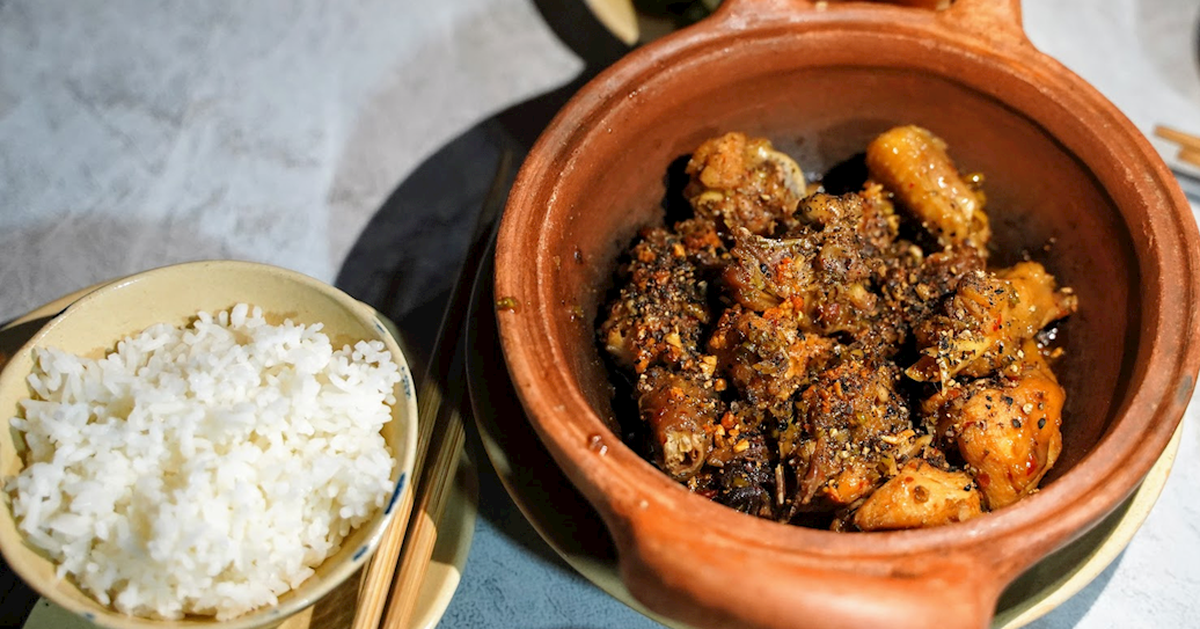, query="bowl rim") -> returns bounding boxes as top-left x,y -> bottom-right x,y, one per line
493,0 -> 1200,612
0,259 -> 419,629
